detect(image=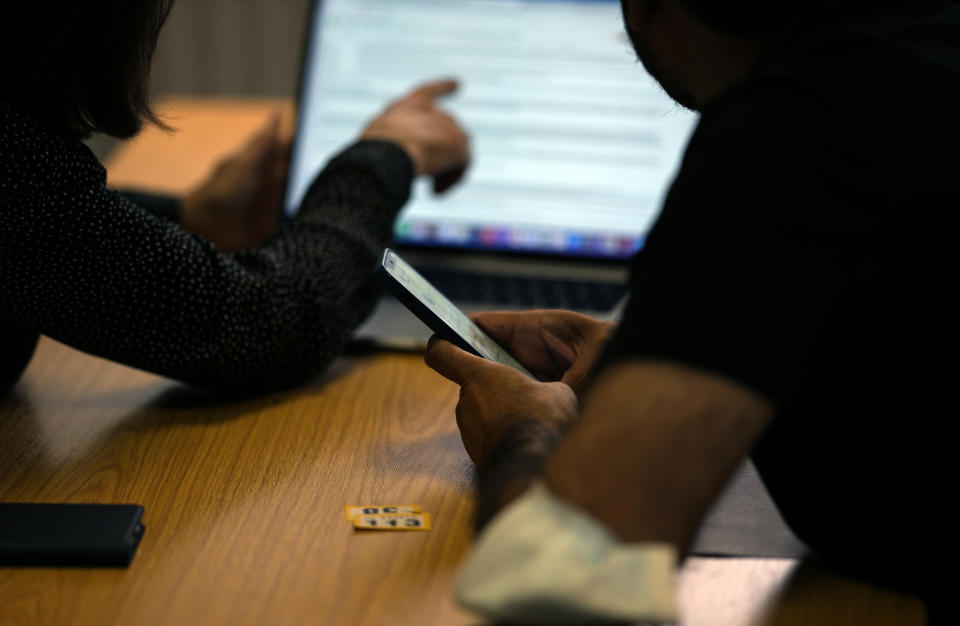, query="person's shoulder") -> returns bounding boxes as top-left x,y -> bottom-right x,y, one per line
0,101 -> 117,251
681,1 -> 960,204
672,72 -> 835,211
712,1 -> 960,130
0,100 -> 106,191
705,1 -> 960,124
688,51 -> 839,166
